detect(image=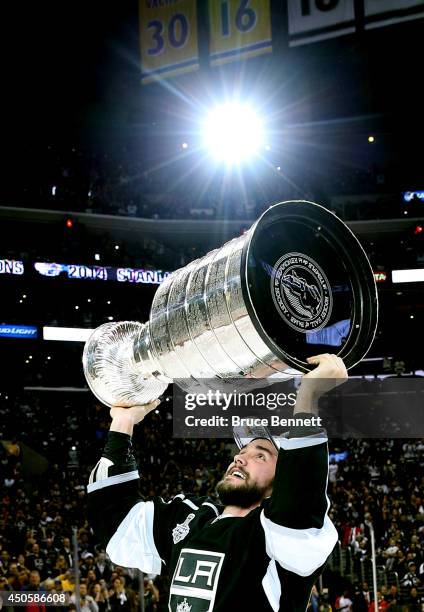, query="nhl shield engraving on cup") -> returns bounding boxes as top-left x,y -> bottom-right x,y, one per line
271,251 -> 333,333
83,201 -> 378,407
